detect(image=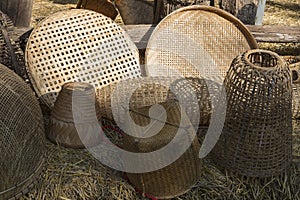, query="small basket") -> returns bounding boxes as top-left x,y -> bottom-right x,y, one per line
212,49 -> 292,178
47,82 -> 102,148
0,64 -> 45,199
